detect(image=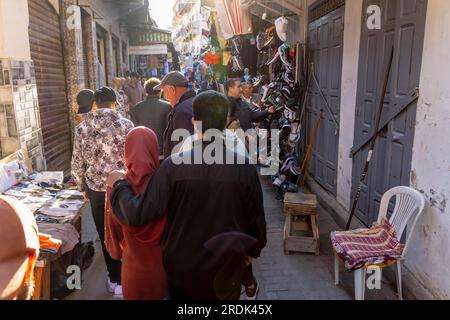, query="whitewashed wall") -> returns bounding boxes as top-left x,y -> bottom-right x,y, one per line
406,0 -> 450,299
